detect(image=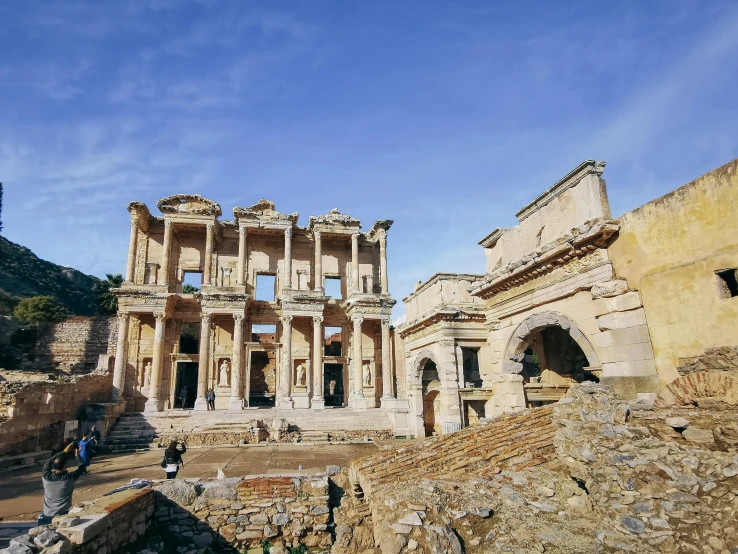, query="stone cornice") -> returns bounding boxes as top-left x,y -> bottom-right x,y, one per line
402,272 -> 485,303
515,160 -> 606,222
233,199 -> 298,230
397,304 -> 486,339
365,220 -> 393,242
469,218 -> 619,300
478,227 -> 504,248
307,208 -> 361,235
